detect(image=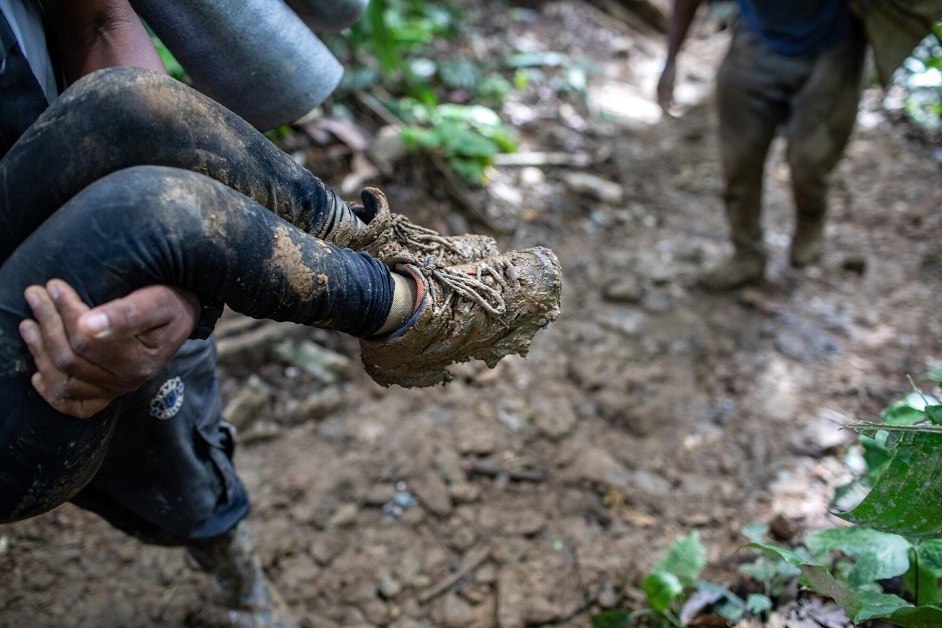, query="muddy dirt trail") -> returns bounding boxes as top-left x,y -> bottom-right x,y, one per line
2,1 -> 941,626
